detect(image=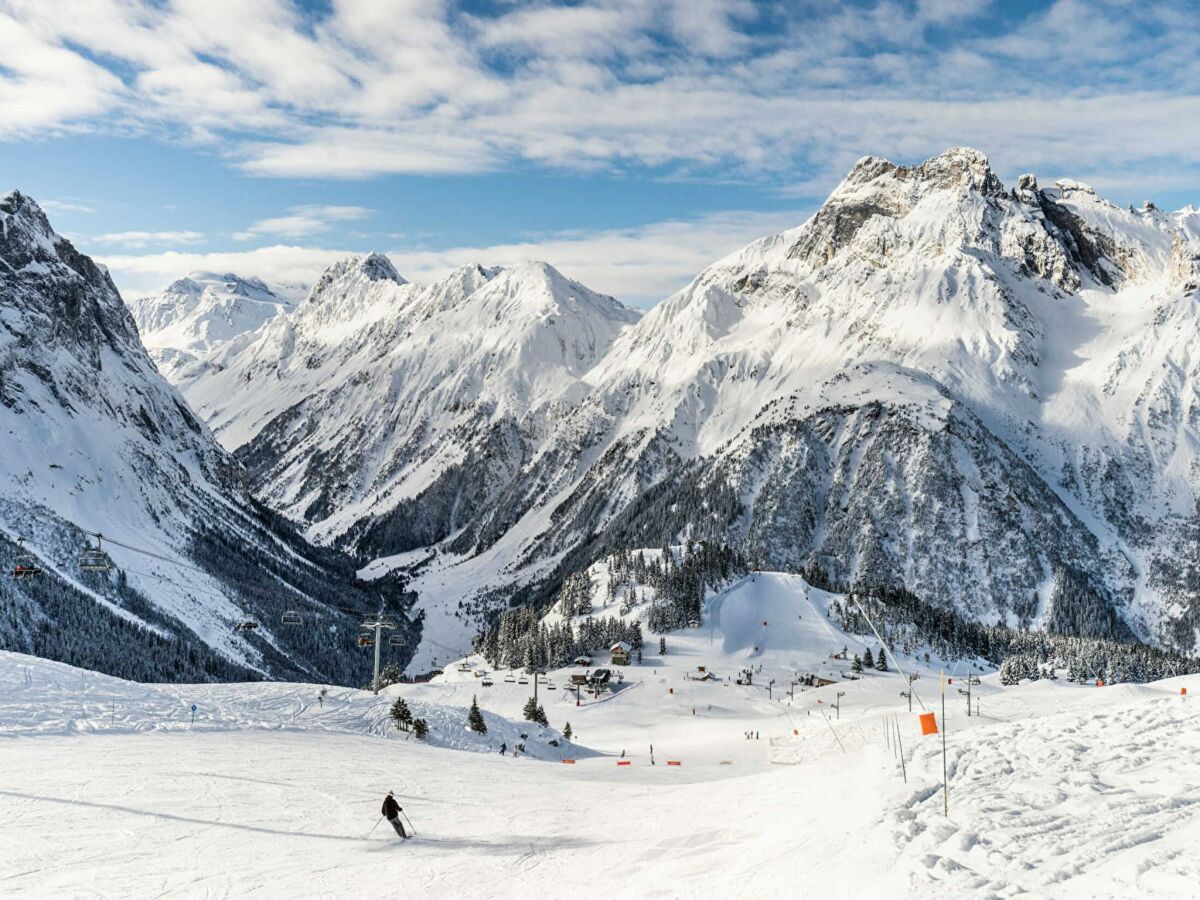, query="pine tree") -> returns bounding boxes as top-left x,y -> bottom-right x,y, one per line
467,695 -> 486,734
389,696 -> 412,731
999,657 -> 1021,686
851,654 -> 862,673
412,718 -> 429,740
534,704 -> 549,727
563,722 -> 573,740
523,696 -> 540,723
659,636 -> 667,655
876,648 -> 888,671
862,647 -> 875,669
